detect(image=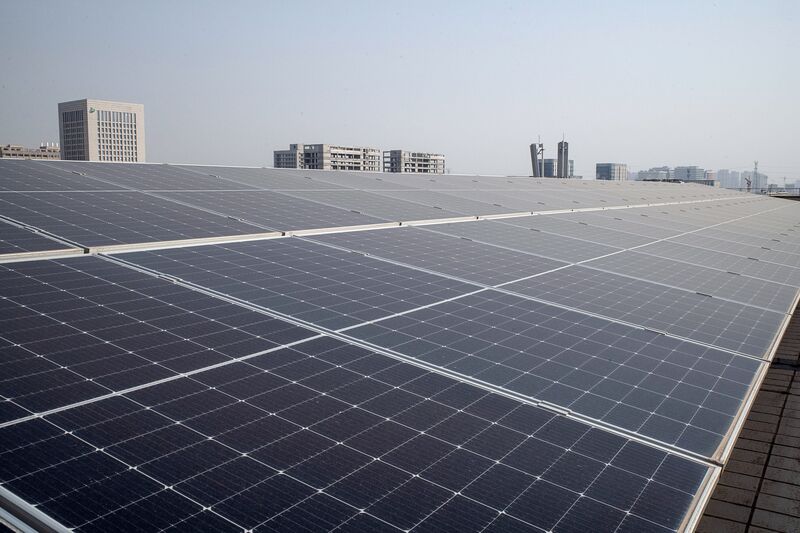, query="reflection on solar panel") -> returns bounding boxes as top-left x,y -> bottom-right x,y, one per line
0,191 -> 265,247
1,159 -> 798,532
158,190 -> 384,231
0,220 -> 75,256
308,227 -> 568,285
